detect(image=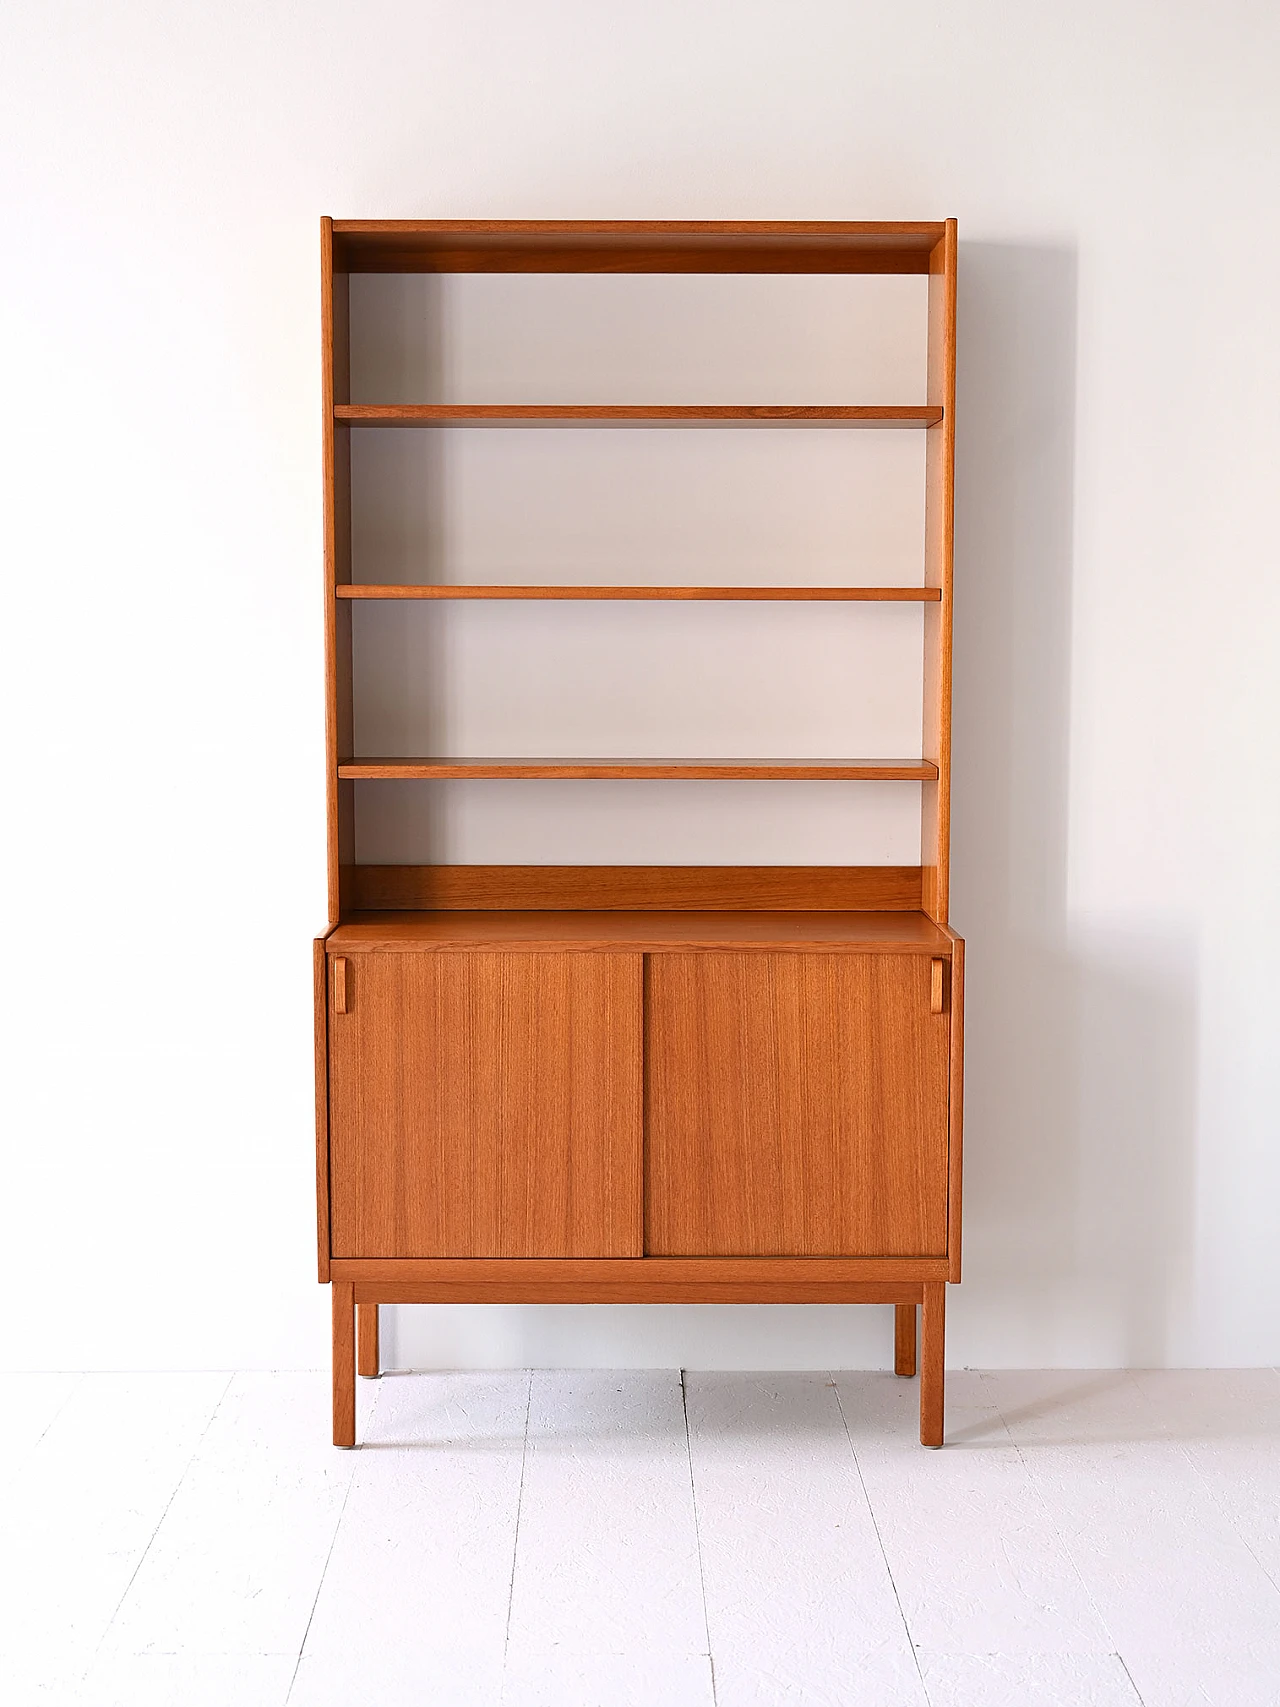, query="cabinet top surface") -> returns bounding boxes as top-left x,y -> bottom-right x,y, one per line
326,911 -> 958,954
326,219 -> 954,275
330,218 -> 948,240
